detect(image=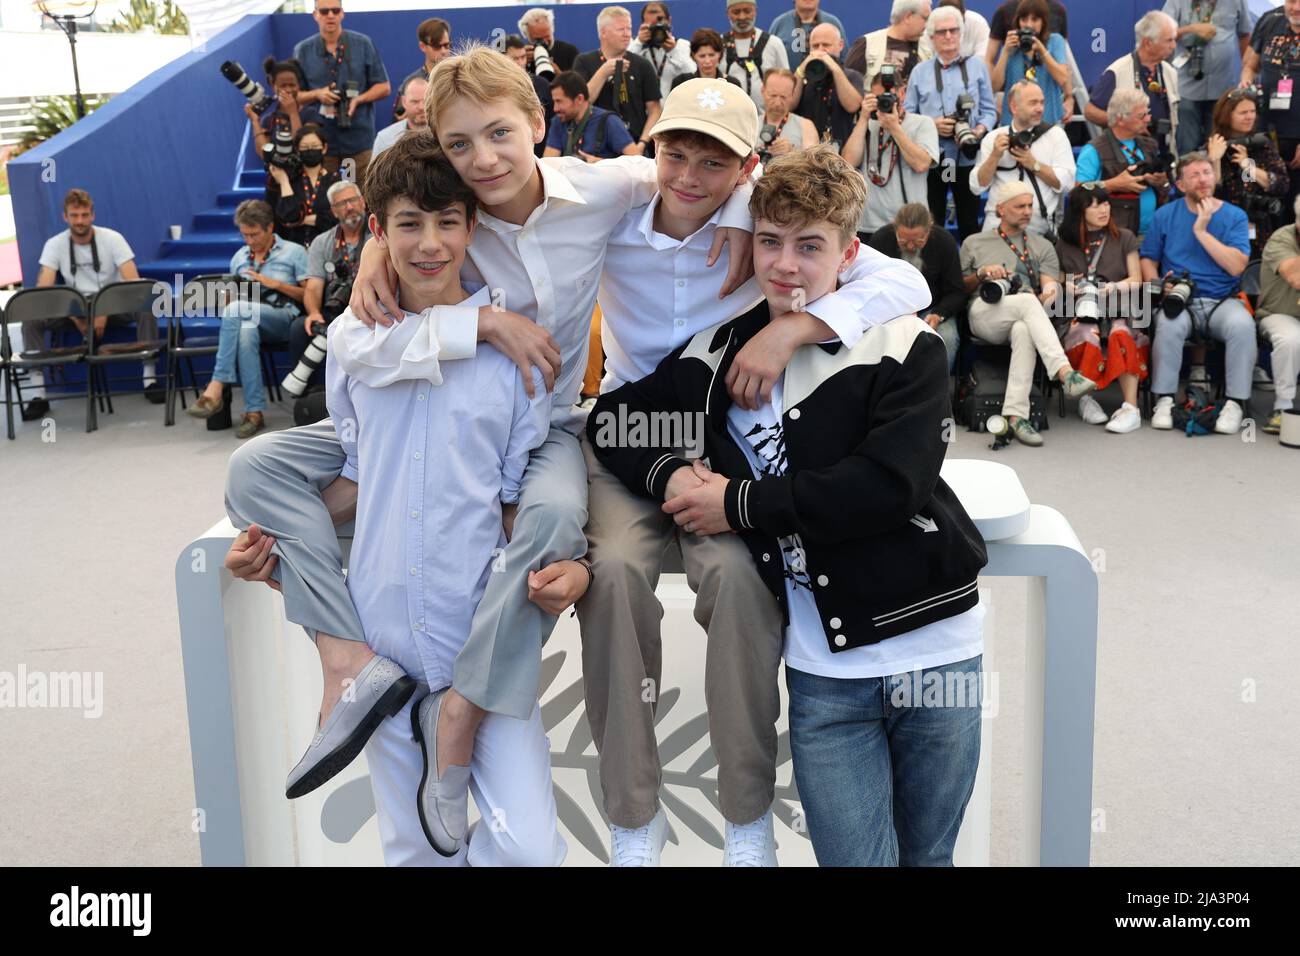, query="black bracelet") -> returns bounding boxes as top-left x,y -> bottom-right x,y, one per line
575,555 -> 595,587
